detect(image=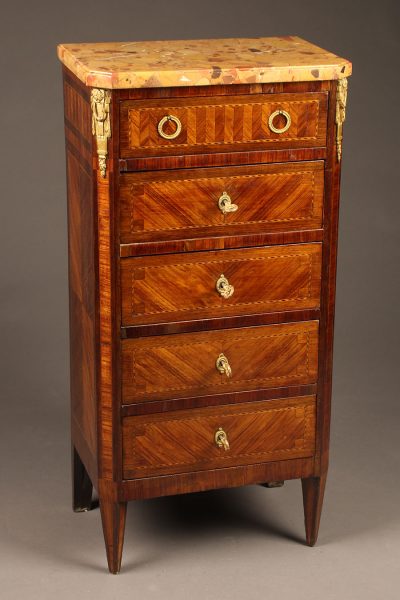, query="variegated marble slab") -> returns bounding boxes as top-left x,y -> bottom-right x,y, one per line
57,36 -> 352,89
